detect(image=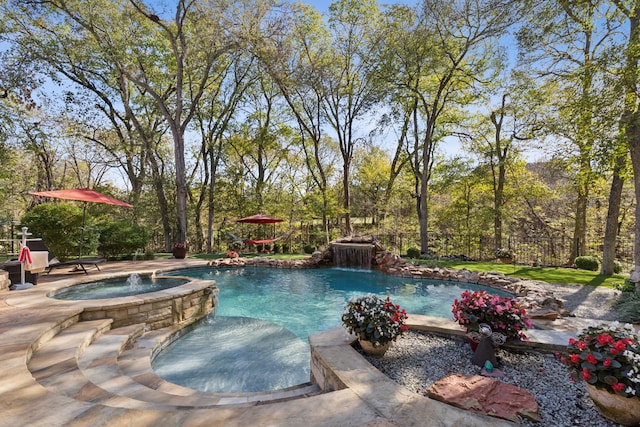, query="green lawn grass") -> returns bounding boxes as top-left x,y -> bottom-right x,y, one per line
413,259 -> 626,288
